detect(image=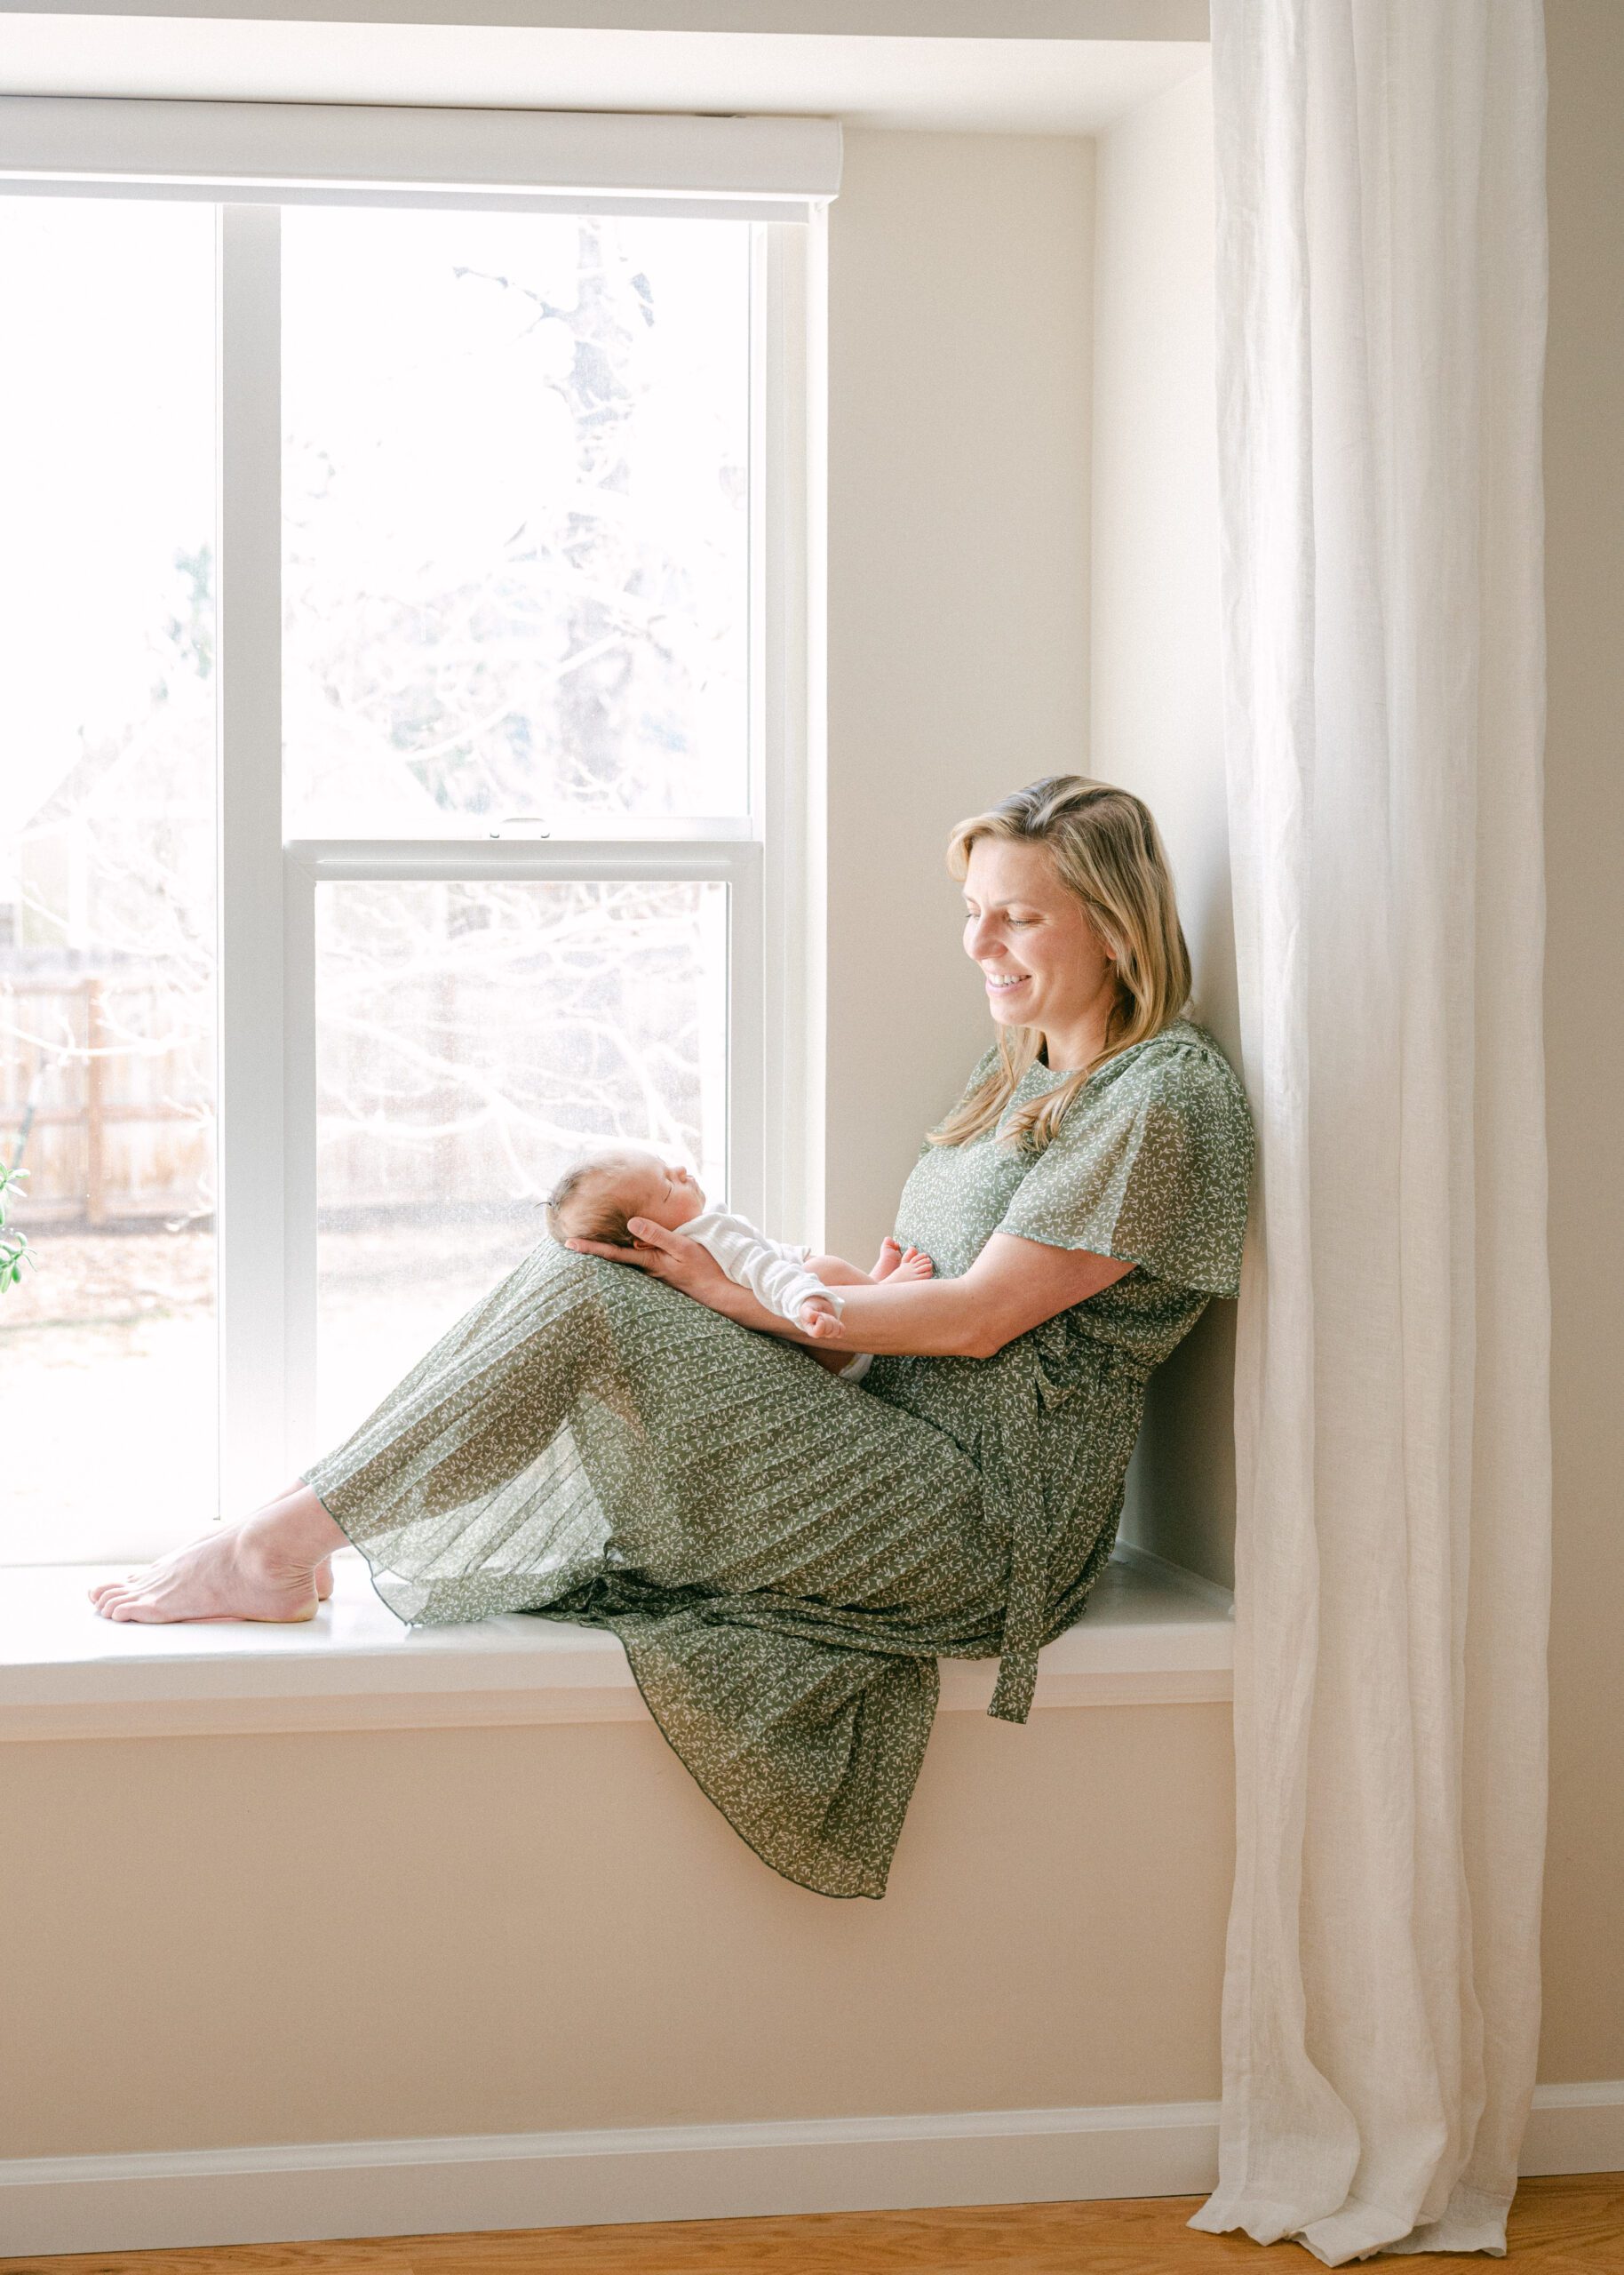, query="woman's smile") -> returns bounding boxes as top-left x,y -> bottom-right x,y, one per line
961,835 -> 1119,1070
